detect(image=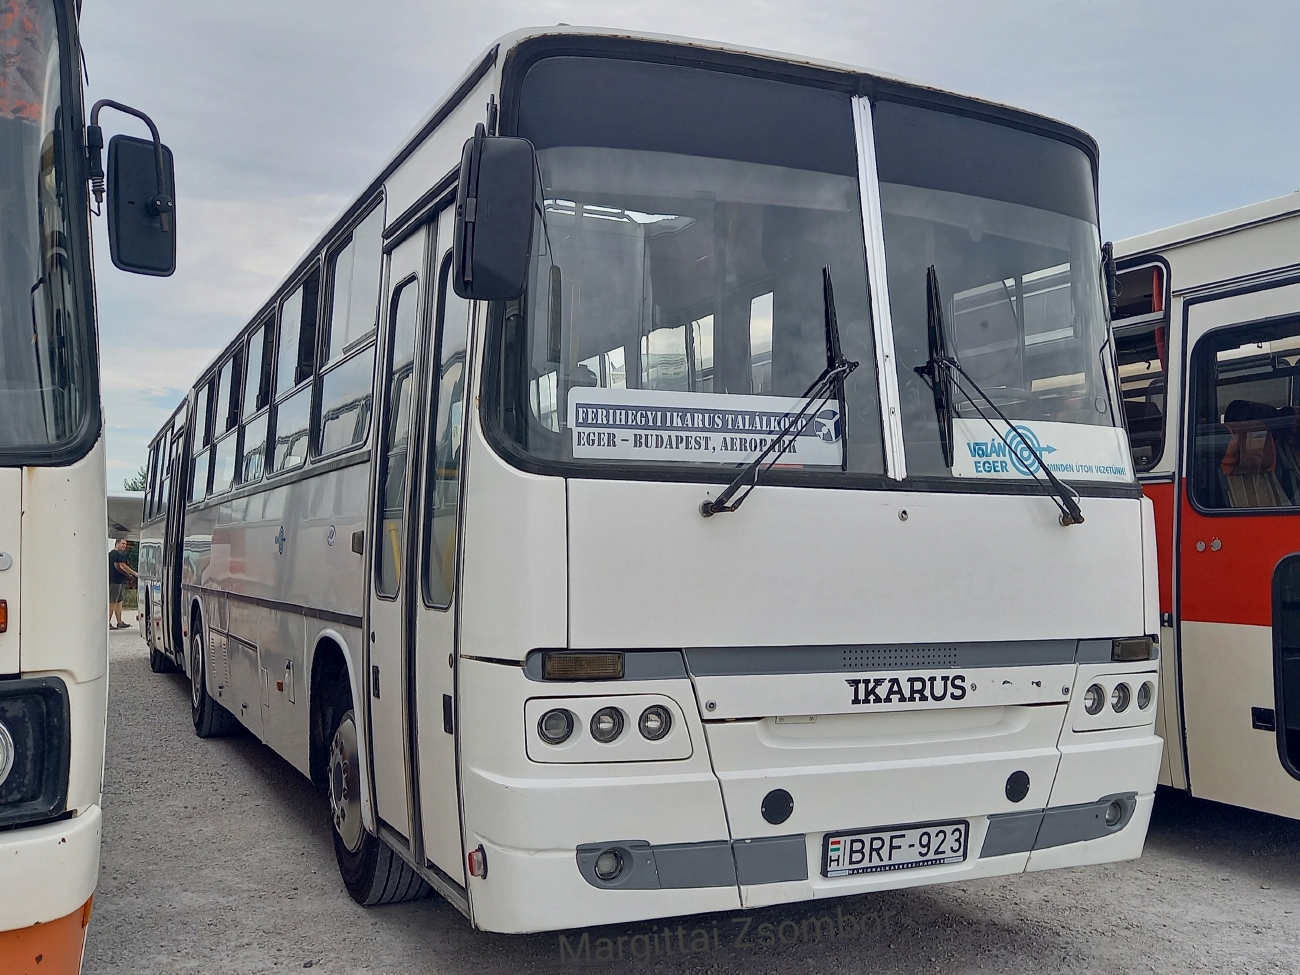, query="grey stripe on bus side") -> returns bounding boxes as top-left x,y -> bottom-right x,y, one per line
575,835 -> 808,890
182,583 -> 362,630
980,792 -> 1138,858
